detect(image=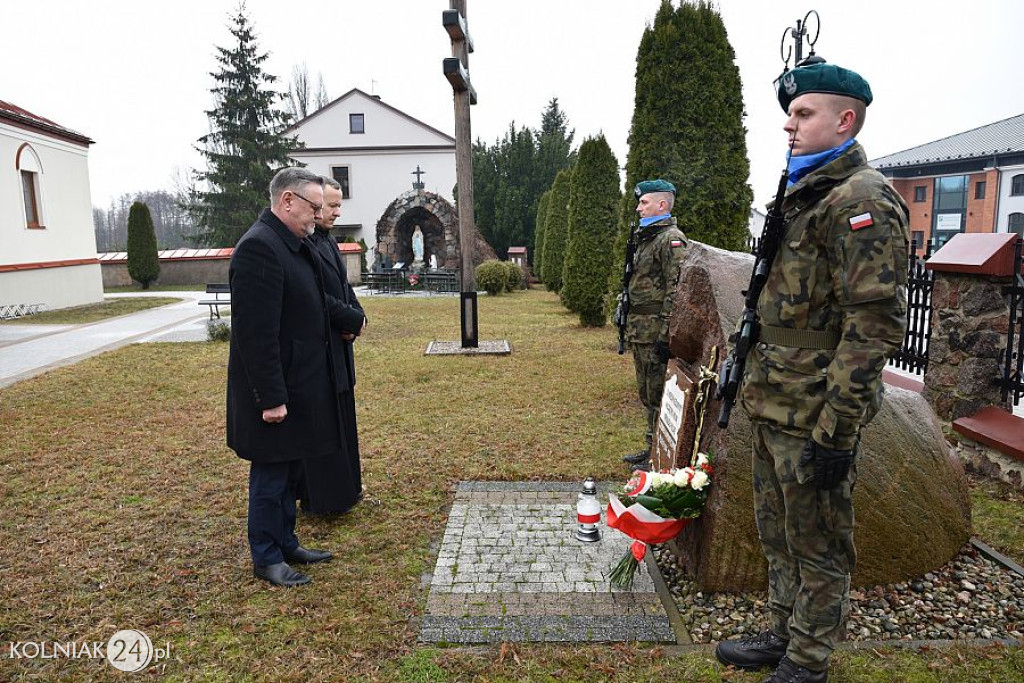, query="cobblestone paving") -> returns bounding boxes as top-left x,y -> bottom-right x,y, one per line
420,482 -> 677,643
